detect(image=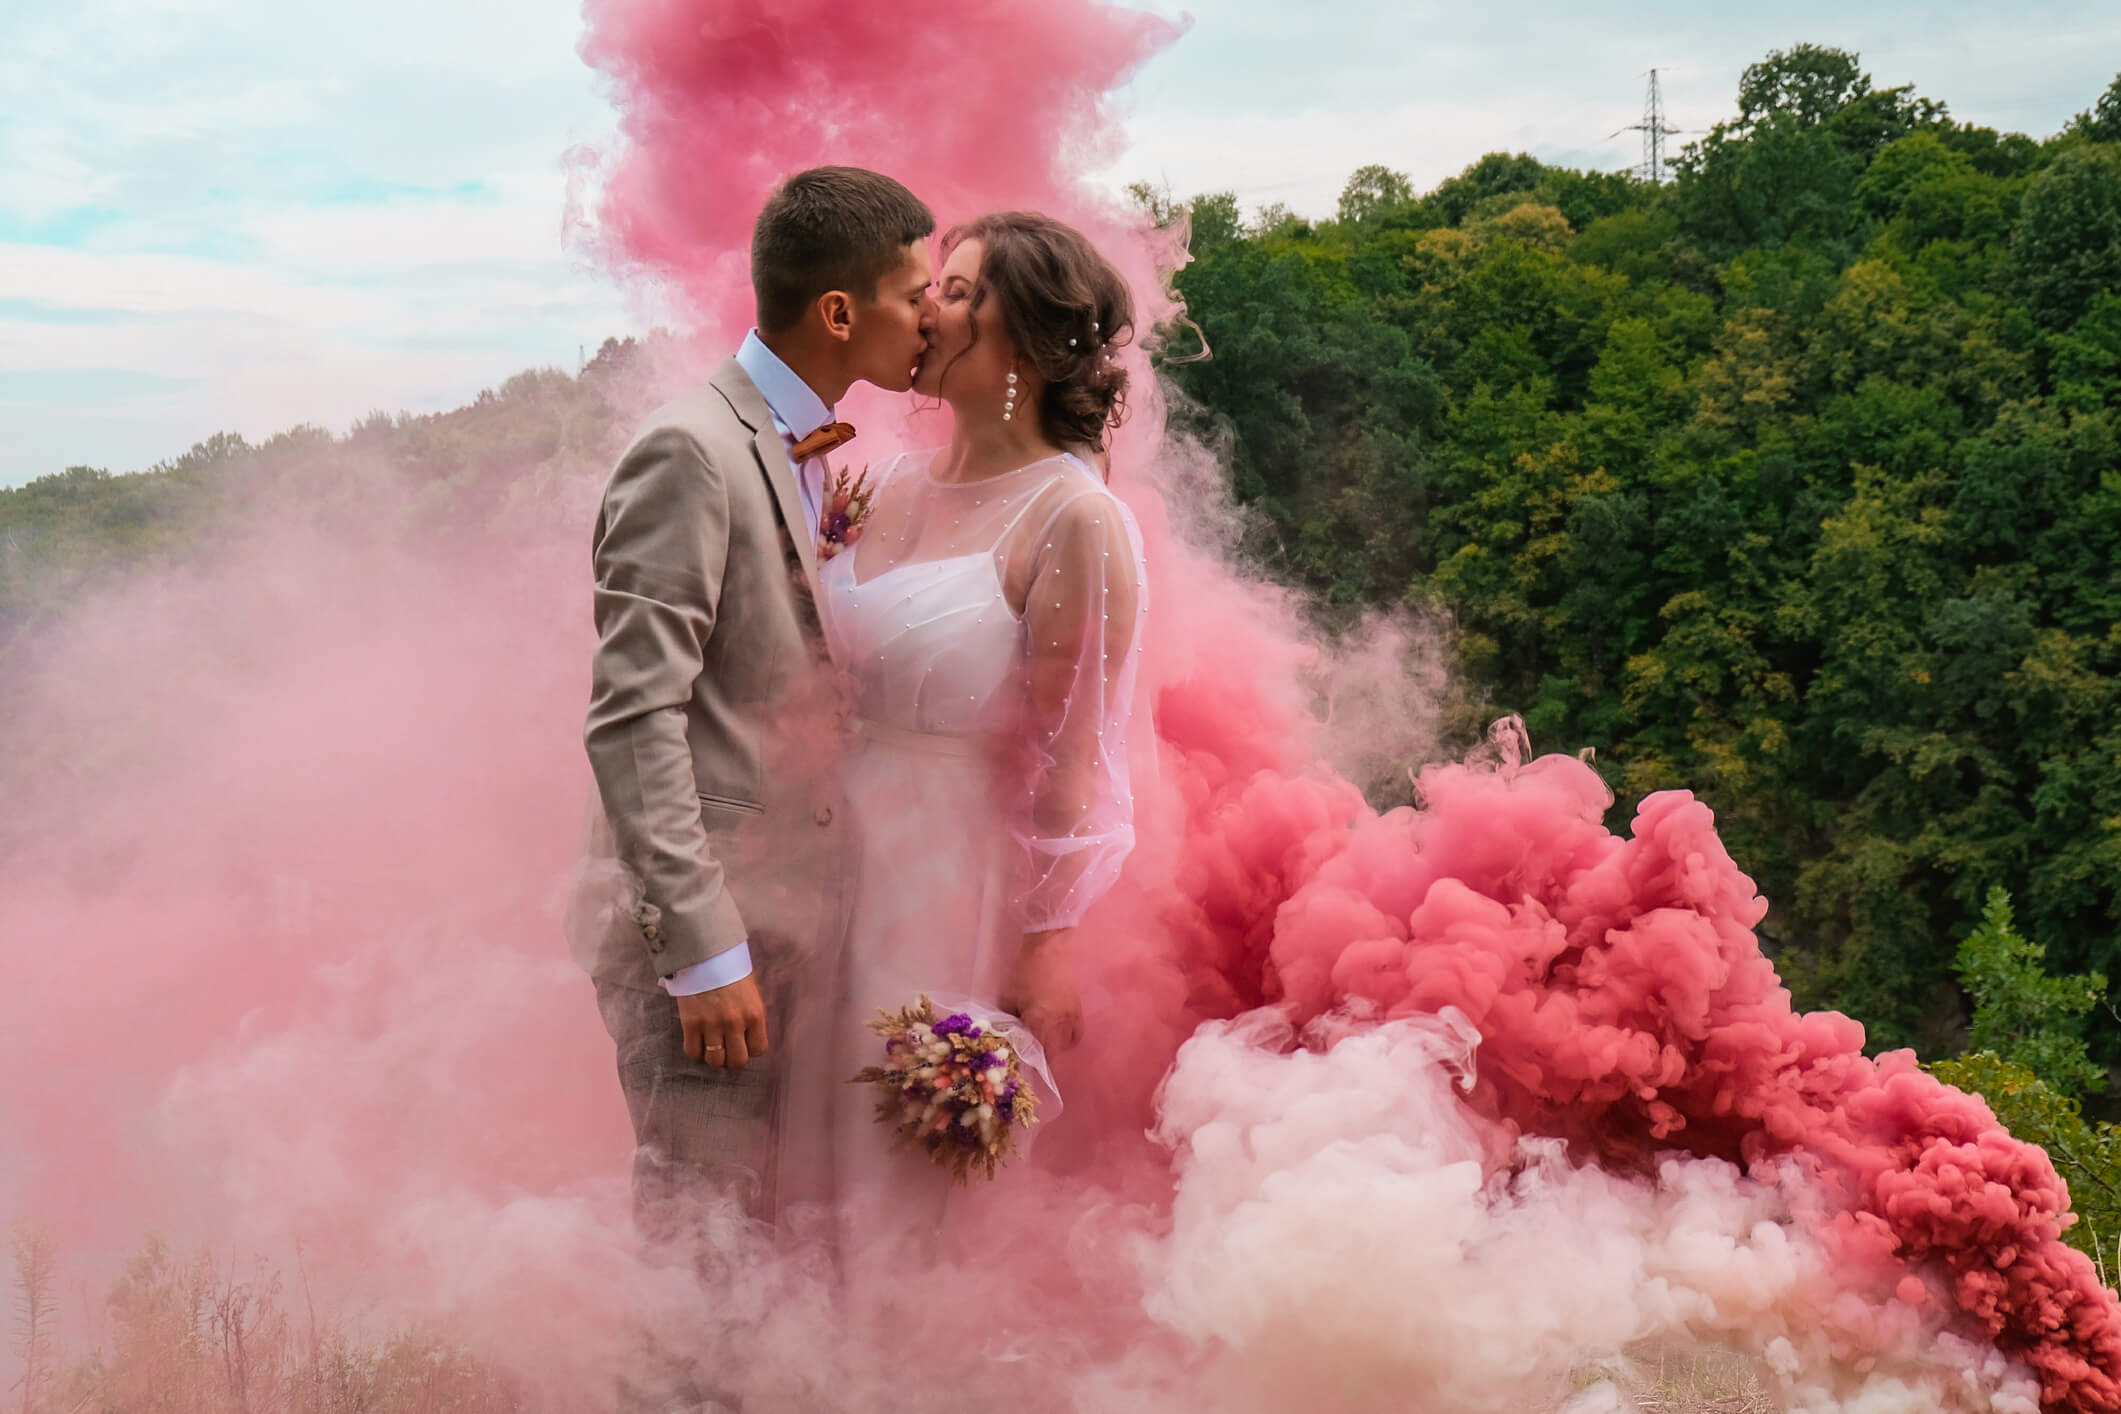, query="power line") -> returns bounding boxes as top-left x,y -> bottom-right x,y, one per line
1611,68 -> 1691,183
